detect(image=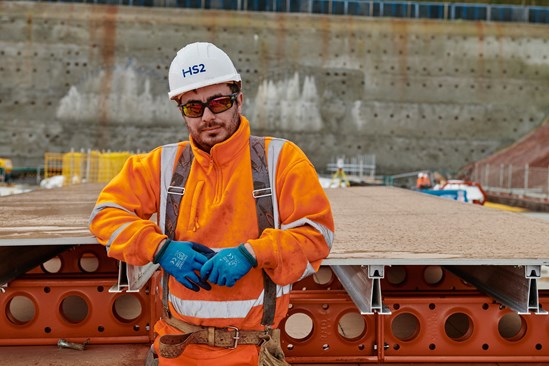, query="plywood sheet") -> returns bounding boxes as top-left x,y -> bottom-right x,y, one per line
0,183 -> 102,245
325,186 -> 549,265
1,184 -> 549,265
